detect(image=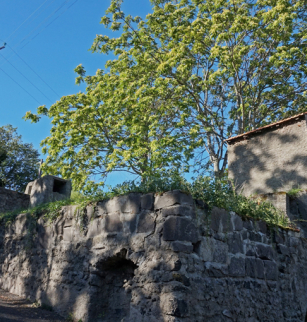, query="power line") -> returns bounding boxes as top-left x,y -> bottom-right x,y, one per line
0,66 -> 41,104
0,53 -> 53,103
19,0 -> 80,51
16,0 -> 79,49
6,0 -> 50,41
7,44 -> 60,97
14,0 -> 72,50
